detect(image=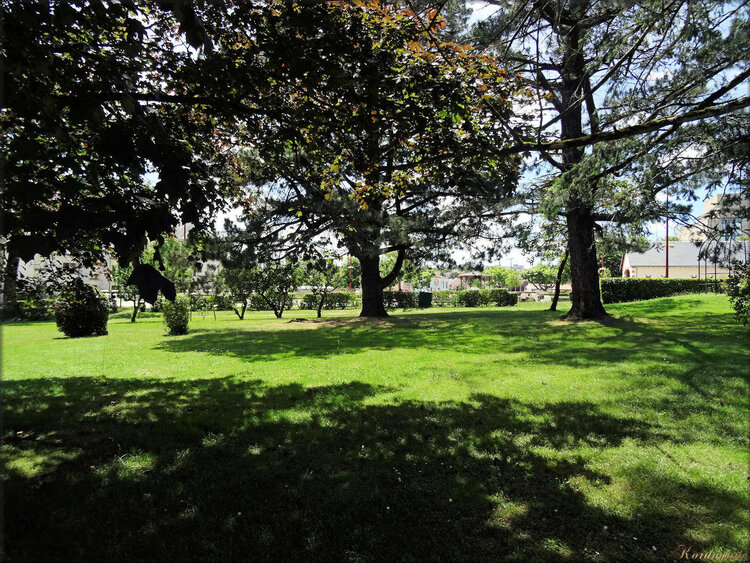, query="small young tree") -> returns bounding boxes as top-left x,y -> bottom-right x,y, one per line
302,258 -> 346,318
485,266 -> 521,290
220,267 -> 254,320
523,265 -> 558,292
208,218 -> 301,320
252,263 -> 300,319
111,263 -> 142,322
